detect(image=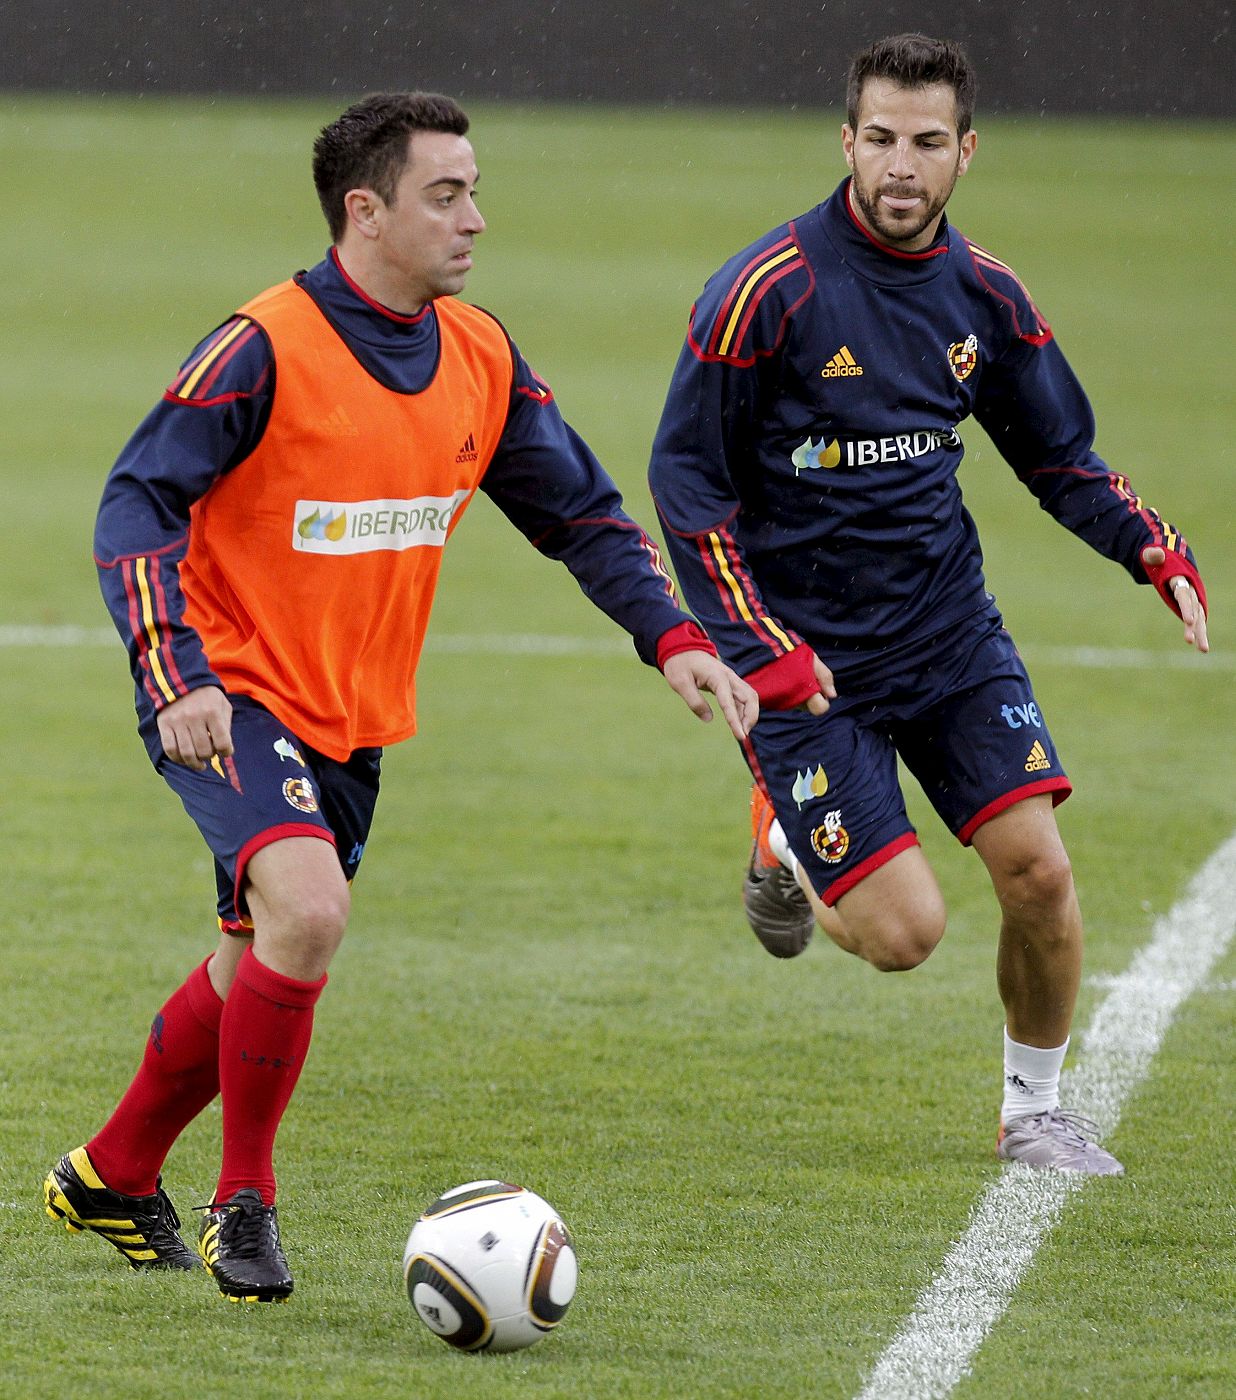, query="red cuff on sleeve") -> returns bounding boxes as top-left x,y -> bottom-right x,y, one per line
1140,548 -> 1208,619
655,620 -> 719,671
745,646 -> 821,710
